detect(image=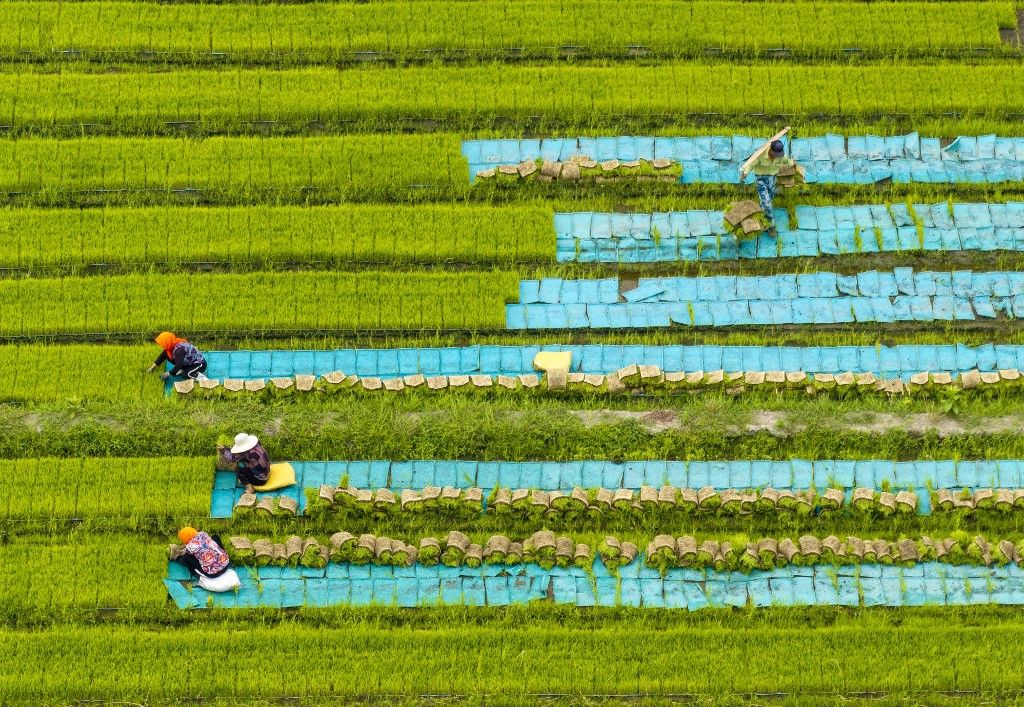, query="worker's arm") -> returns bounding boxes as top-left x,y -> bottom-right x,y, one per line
740,153 -> 769,180
163,349 -> 187,378
147,351 -> 169,373
739,127 -> 790,180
